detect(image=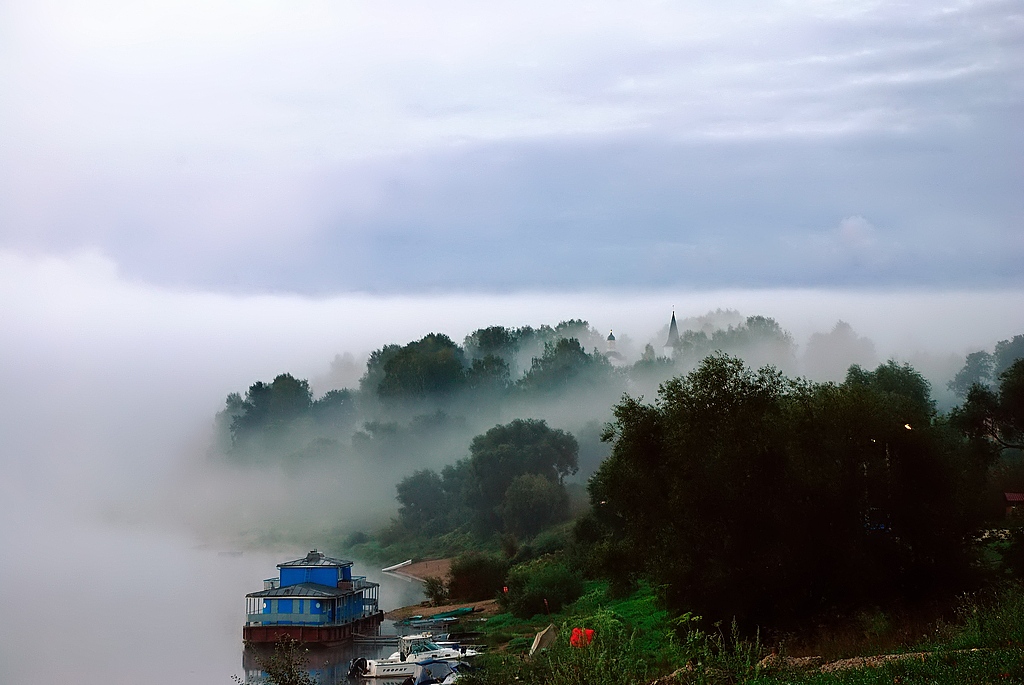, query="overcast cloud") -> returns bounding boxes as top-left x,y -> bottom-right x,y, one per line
1,0 -> 1021,292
